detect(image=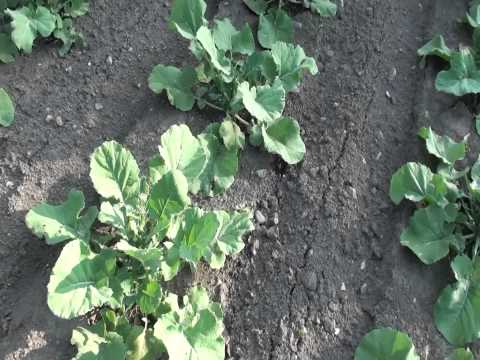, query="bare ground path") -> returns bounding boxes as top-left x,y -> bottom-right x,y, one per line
0,0 -> 475,359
